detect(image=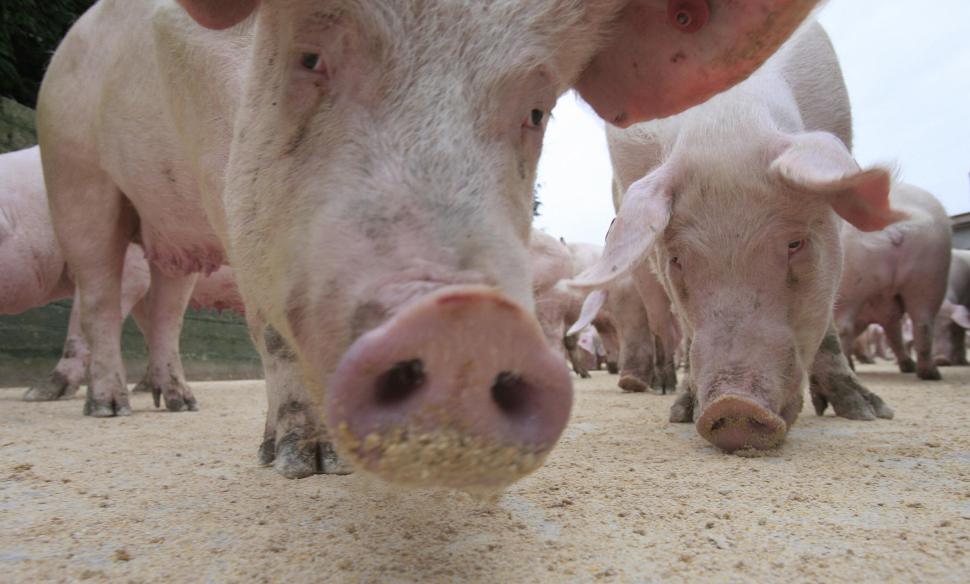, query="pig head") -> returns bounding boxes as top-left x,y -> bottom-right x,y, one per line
171,0 -> 822,487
